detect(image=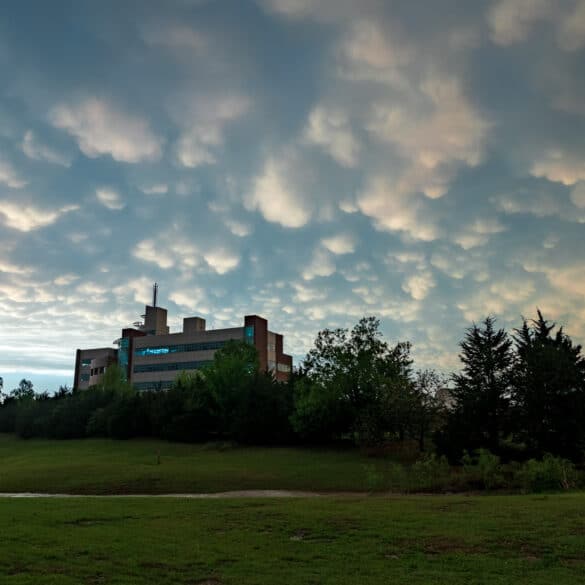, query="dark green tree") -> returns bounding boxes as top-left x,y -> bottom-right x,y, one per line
296,317 -> 412,445
438,317 -> 513,459
11,379 -> 34,401
512,310 -> 585,460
